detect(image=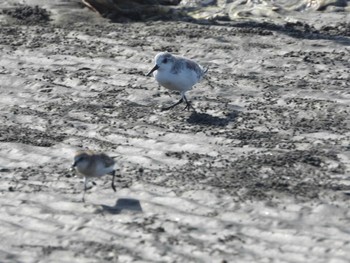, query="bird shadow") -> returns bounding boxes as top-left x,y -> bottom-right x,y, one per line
187,110 -> 239,127
101,198 -> 143,215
